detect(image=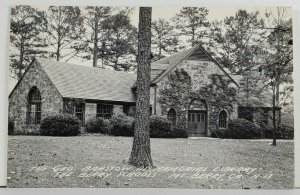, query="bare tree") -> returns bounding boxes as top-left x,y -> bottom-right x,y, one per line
129,7 -> 153,167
